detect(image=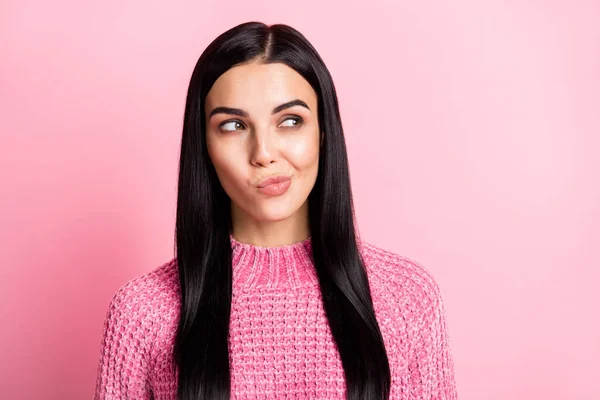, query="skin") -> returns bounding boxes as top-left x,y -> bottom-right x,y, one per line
204,60 -> 322,247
